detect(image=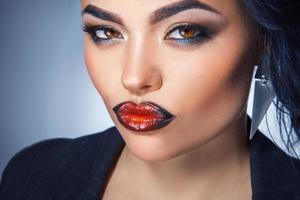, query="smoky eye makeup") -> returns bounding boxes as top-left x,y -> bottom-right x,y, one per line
81,21 -> 217,47
163,22 -> 215,46
82,23 -> 124,45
